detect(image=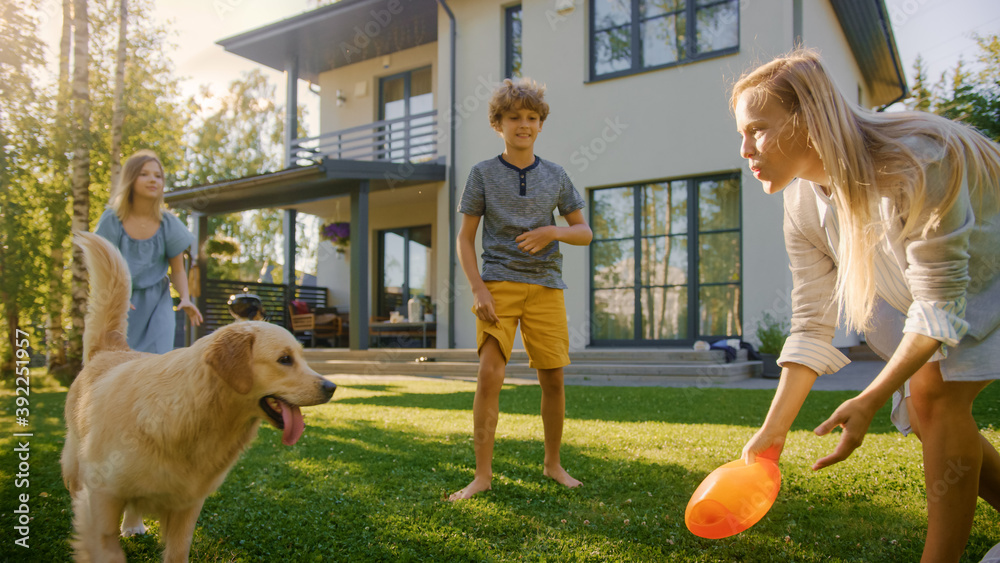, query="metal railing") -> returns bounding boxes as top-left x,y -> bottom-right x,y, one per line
289,110 -> 439,166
